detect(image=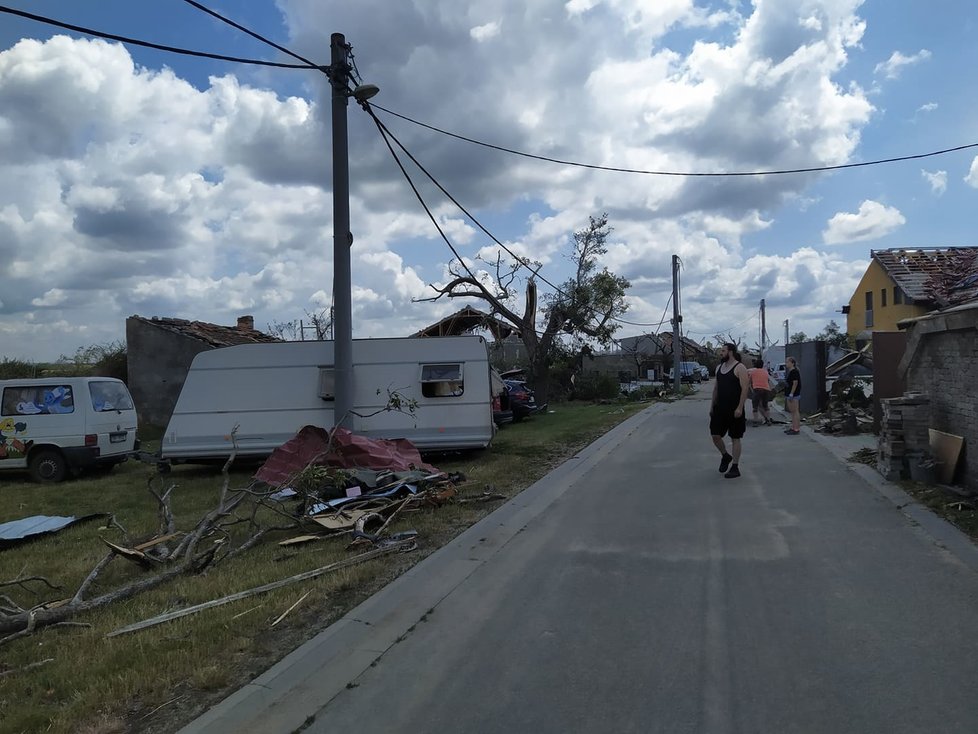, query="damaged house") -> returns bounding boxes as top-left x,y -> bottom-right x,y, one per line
895,249 -> 978,490
126,315 -> 280,428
